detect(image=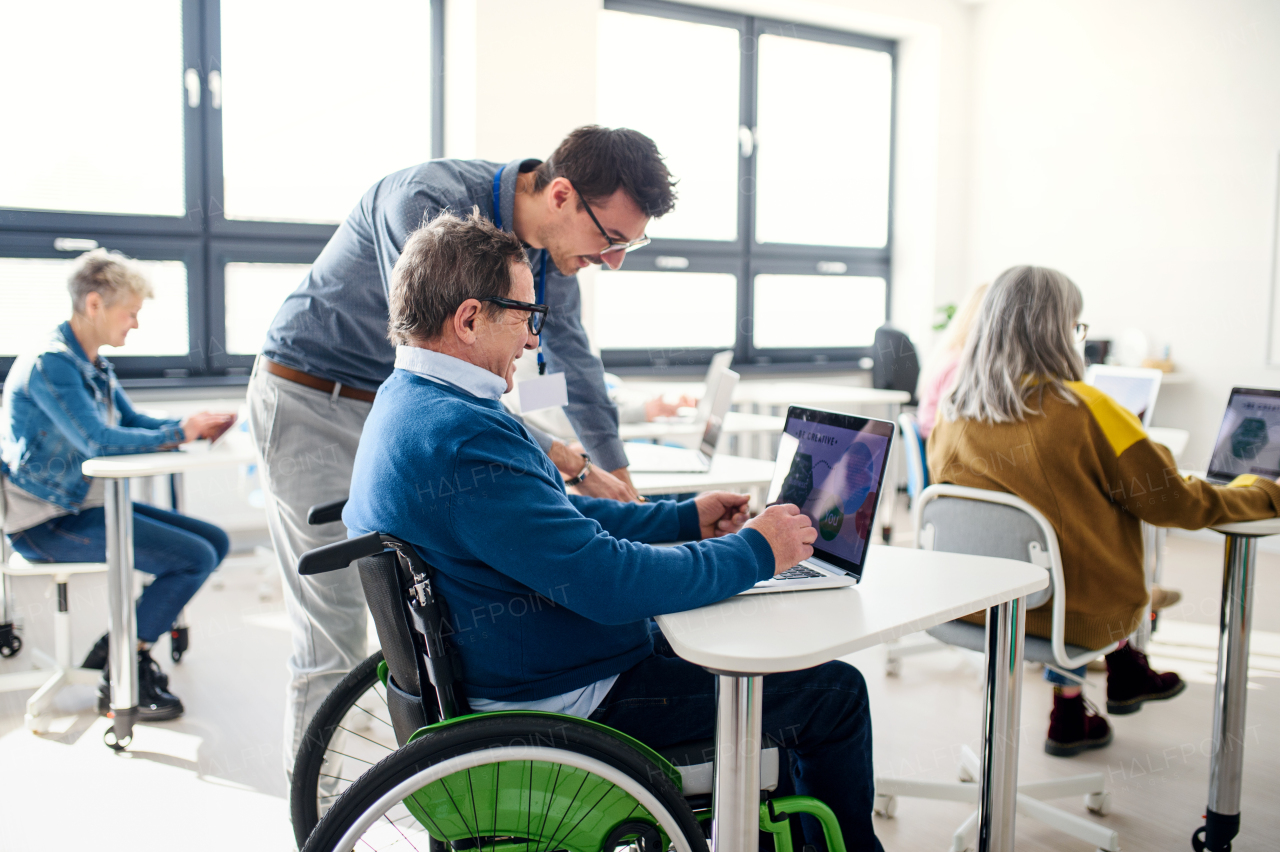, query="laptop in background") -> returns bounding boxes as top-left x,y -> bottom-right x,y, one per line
1205,387 -> 1280,484
739,406 -> 896,595
624,370 -> 739,473
690,350 -> 735,423
1084,365 -> 1163,428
